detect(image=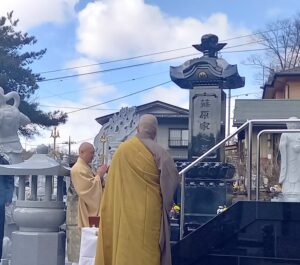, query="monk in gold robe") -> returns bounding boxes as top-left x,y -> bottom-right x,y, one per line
71,142 -> 108,227
95,114 -> 180,265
